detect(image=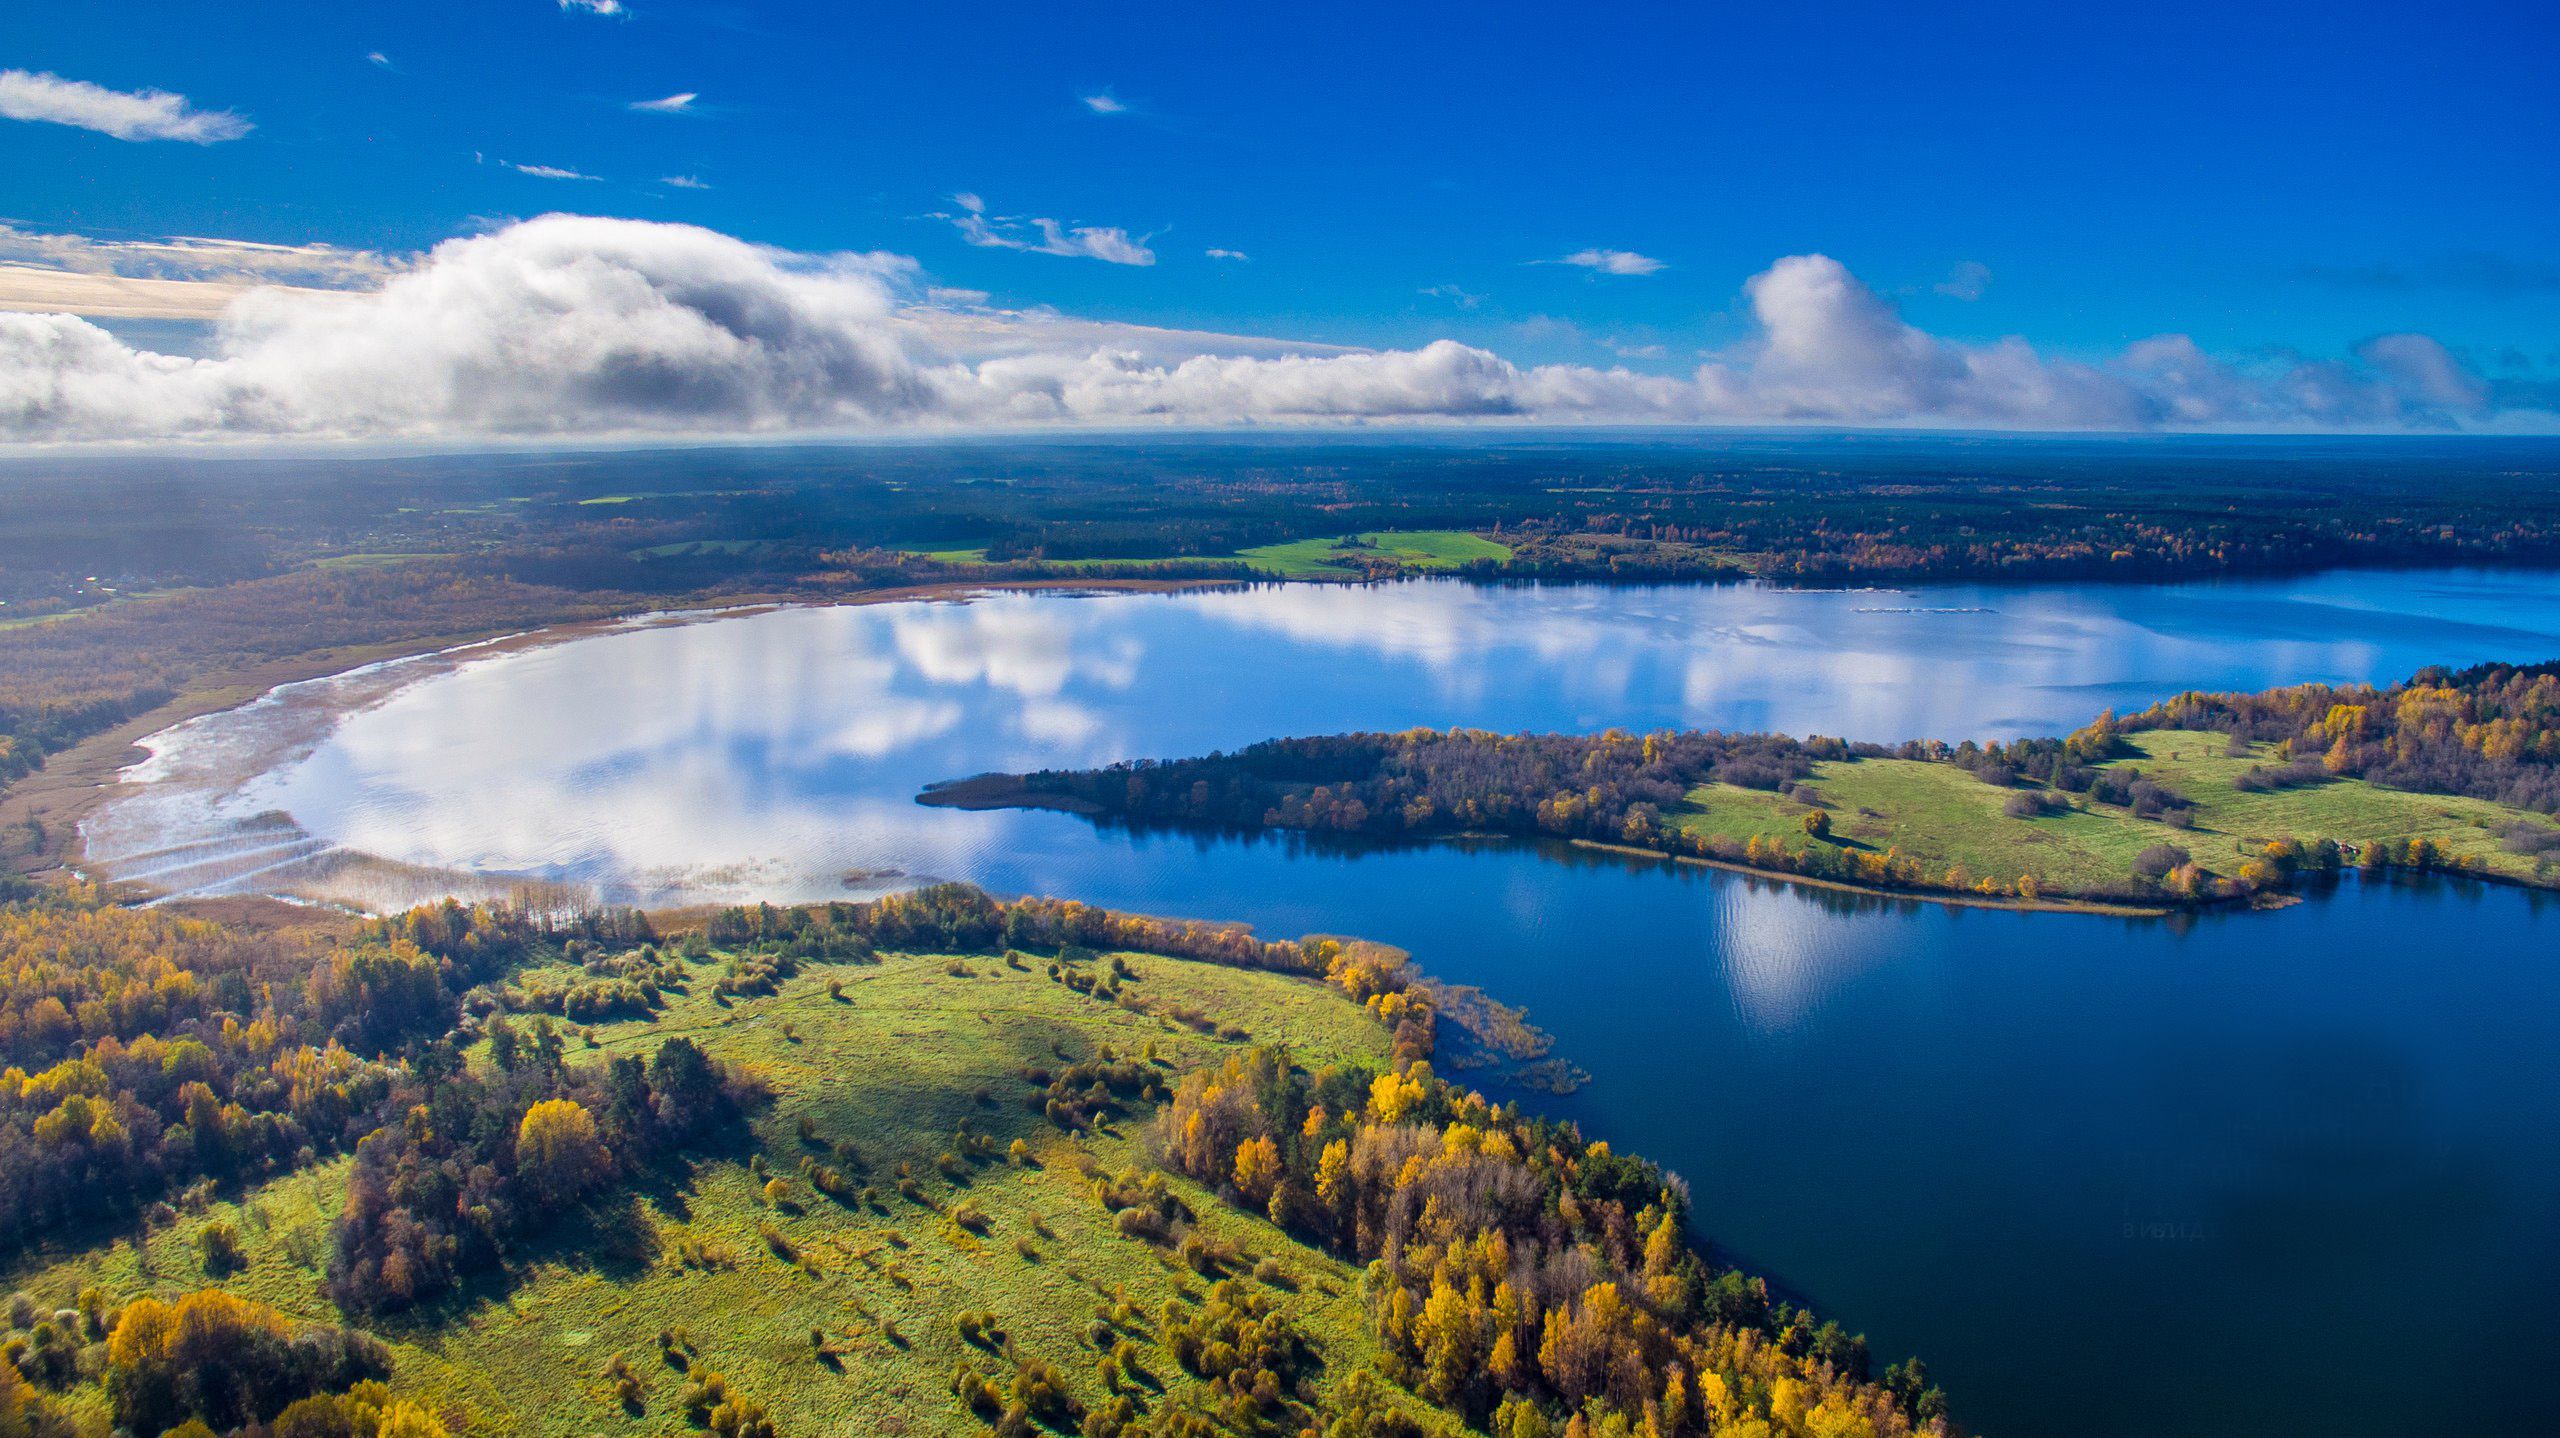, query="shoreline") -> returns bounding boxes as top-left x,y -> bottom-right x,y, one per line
918,776 -> 2179,916
20,570 -> 2555,919
1563,839 -> 2178,917
8,574 -> 1242,887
